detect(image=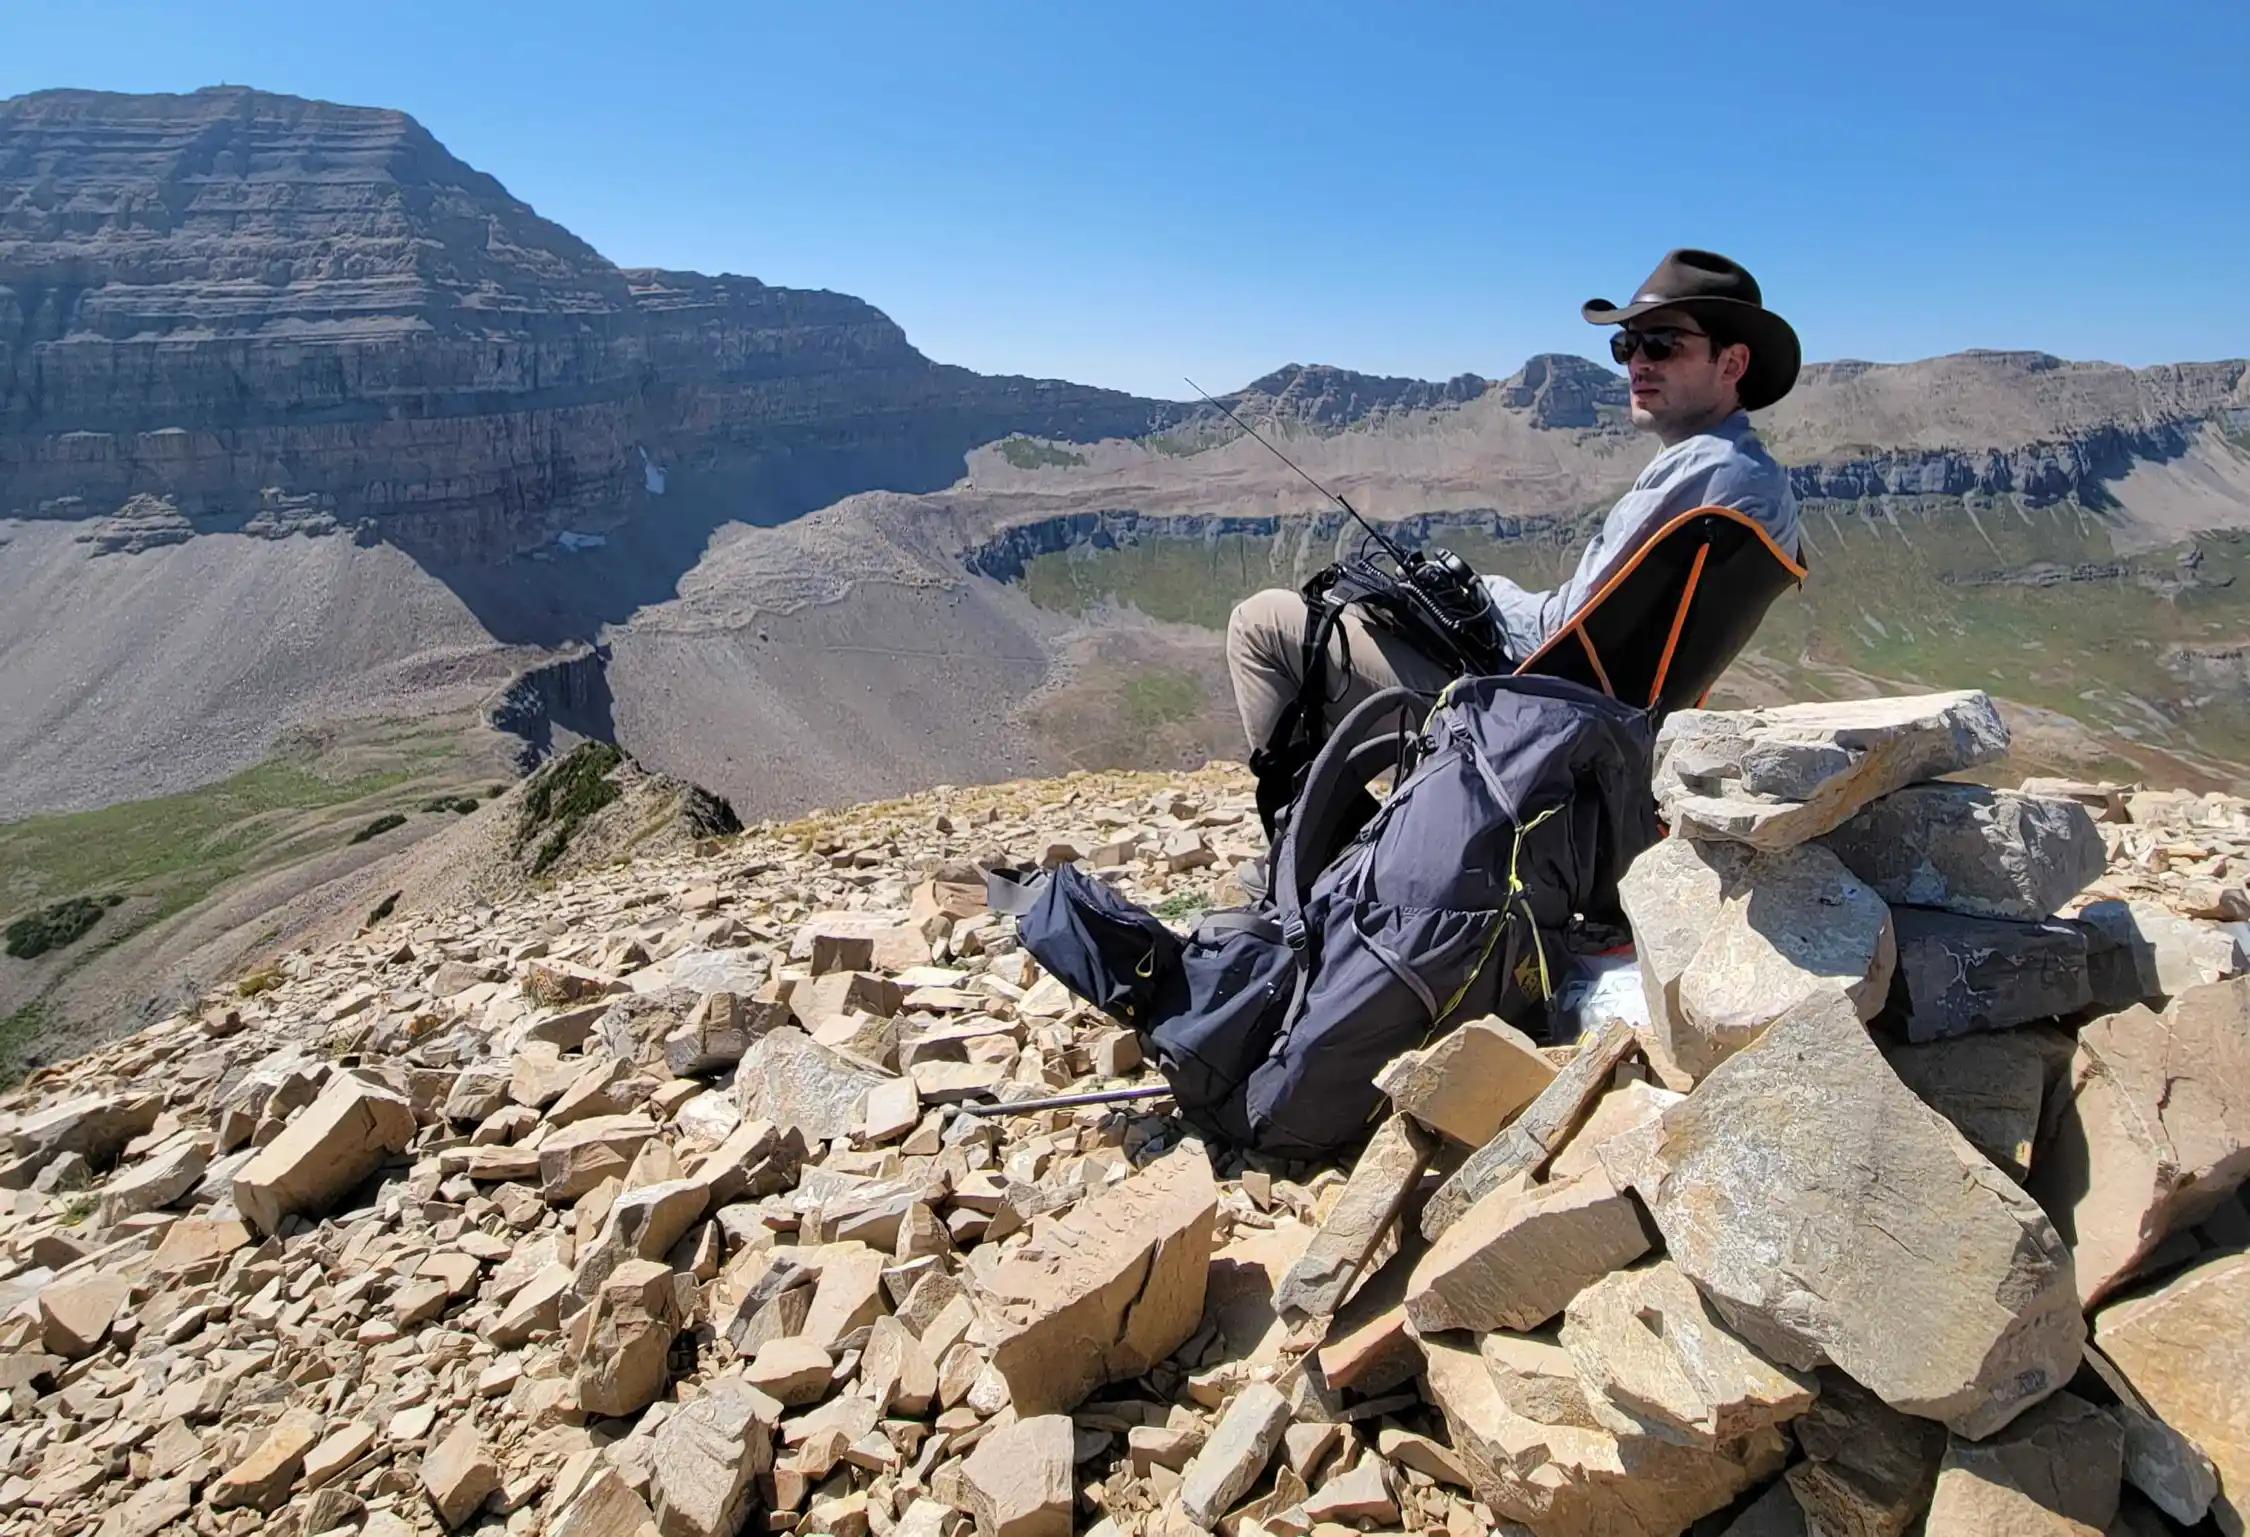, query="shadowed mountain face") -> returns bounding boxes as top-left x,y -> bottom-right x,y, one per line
0,87 -> 1172,603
